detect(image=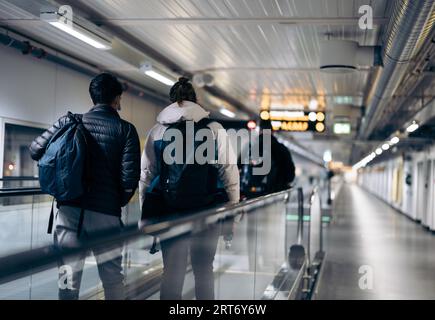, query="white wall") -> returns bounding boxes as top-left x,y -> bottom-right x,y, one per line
358,145 -> 435,230
0,44 -> 163,145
